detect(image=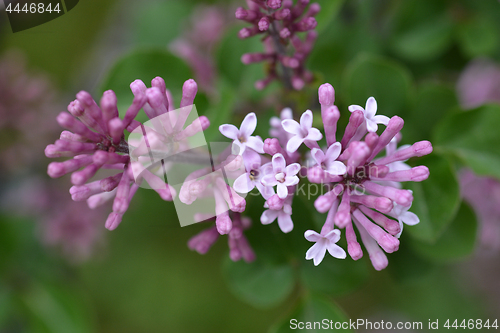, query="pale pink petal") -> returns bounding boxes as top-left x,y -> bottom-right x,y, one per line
261,209 -> 279,224
219,124 -> 239,140
326,161 -> 346,176
305,128 -> 323,141
365,97 -> 377,118
242,149 -> 261,171
401,211 -> 419,225
366,118 -> 378,132
326,243 -> 346,259
304,230 -> 322,242
286,135 -> 304,153
372,114 -> 390,126
282,119 -> 301,135
285,163 -> 301,176
240,112 -> 257,138
348,104 -> 363,113
272,153 -> 286,173
233,173 -> 255,193
300,110 -> 313,129
284,175 -> 299,186
277,183 -> 288,199
325,142 -> 342,164
261,174 -> 278,187
277,212 -> 293,233
324,229 -> 341,243
311,148 -> 325,165
306,242 -> 327,266
246,136 -> 264,153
